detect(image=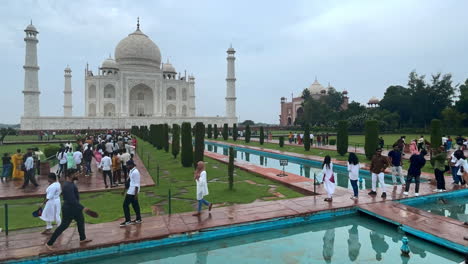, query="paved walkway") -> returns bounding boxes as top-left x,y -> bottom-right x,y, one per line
0,154 -> 155,200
